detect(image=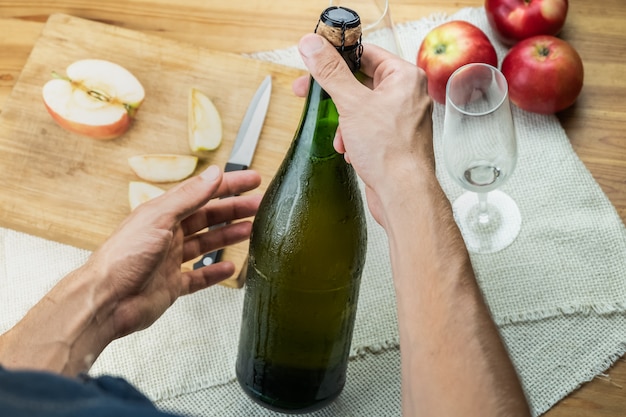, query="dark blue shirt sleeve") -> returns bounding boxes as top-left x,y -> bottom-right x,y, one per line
0,366 -> 184,417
